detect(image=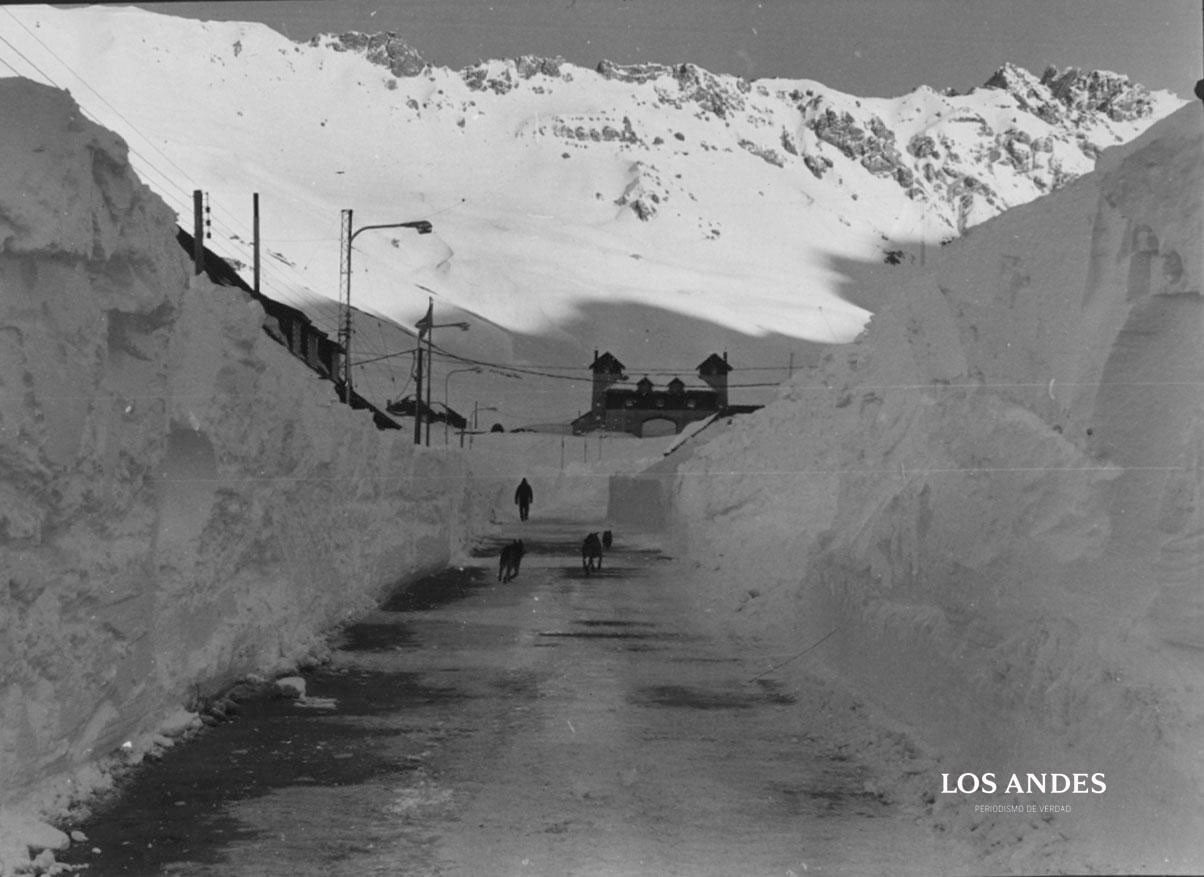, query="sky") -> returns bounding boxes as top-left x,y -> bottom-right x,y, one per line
125,0 -> 1203,99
